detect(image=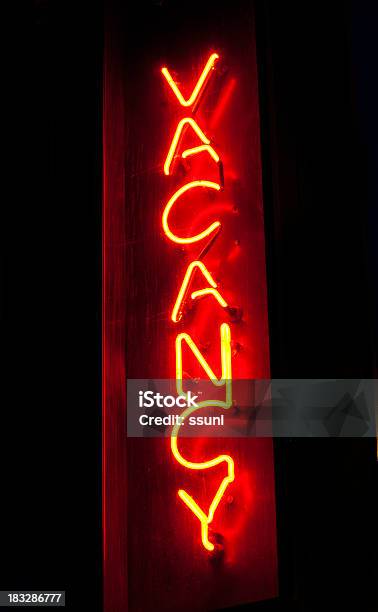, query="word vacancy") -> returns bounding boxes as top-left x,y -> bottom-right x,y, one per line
160,53 -> 238,553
